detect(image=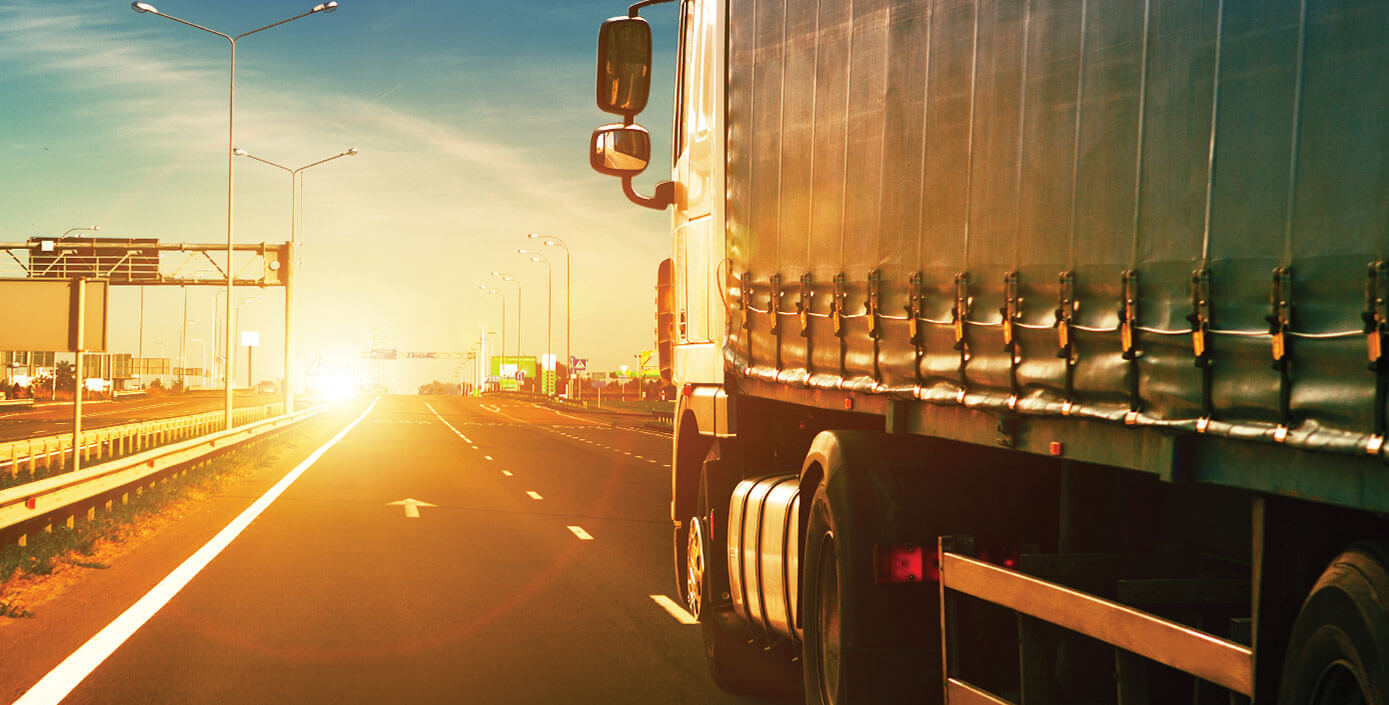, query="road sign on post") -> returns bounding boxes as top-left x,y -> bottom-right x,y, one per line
0,278 -> 108,352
